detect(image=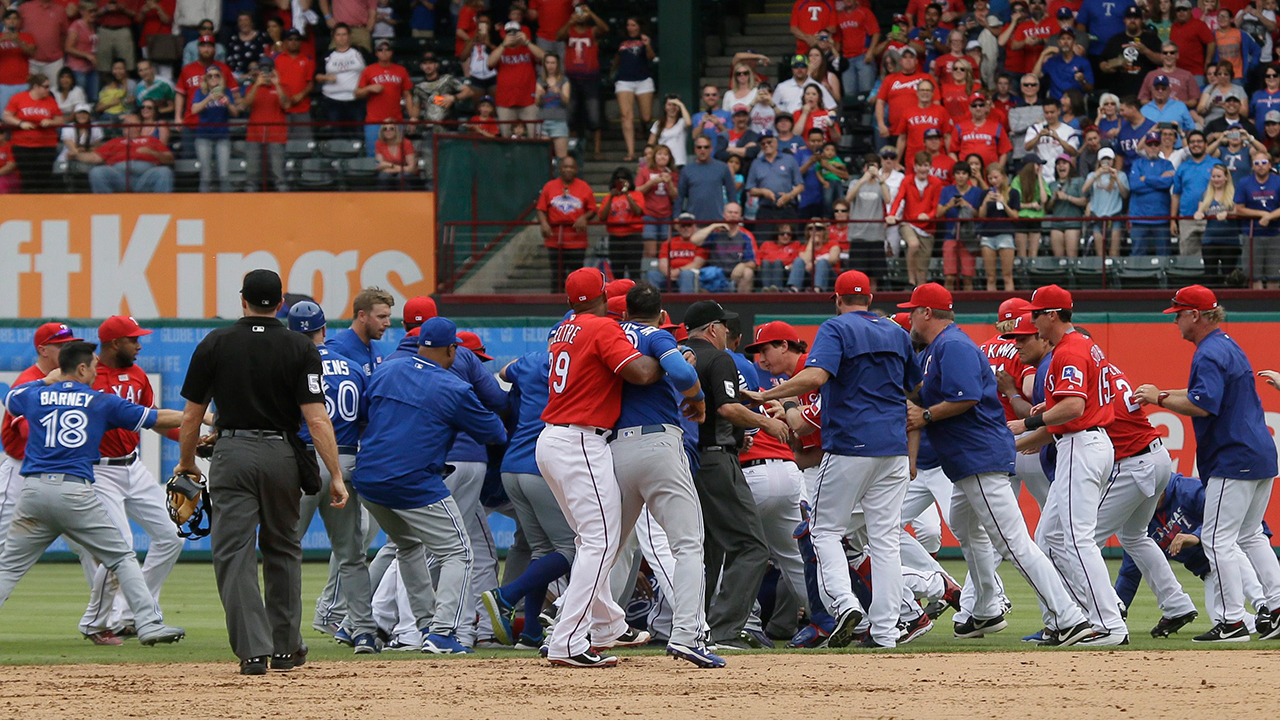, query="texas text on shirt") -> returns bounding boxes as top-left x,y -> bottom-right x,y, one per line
1186,328 -> 1279,481
804,311 -> 921,456
1043,330 -> 1114,434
